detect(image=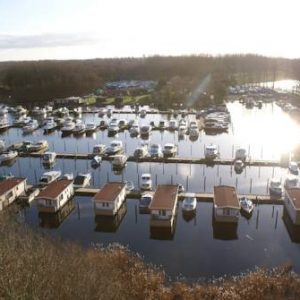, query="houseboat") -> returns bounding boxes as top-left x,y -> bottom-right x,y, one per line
284,188 -> 300,226
39,171 -> 61,186
93,182 -> 127,216
213,185 -> 240,223
149,185 -> 178,227
0,177 -> 27,211
36,179 -> 74,213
